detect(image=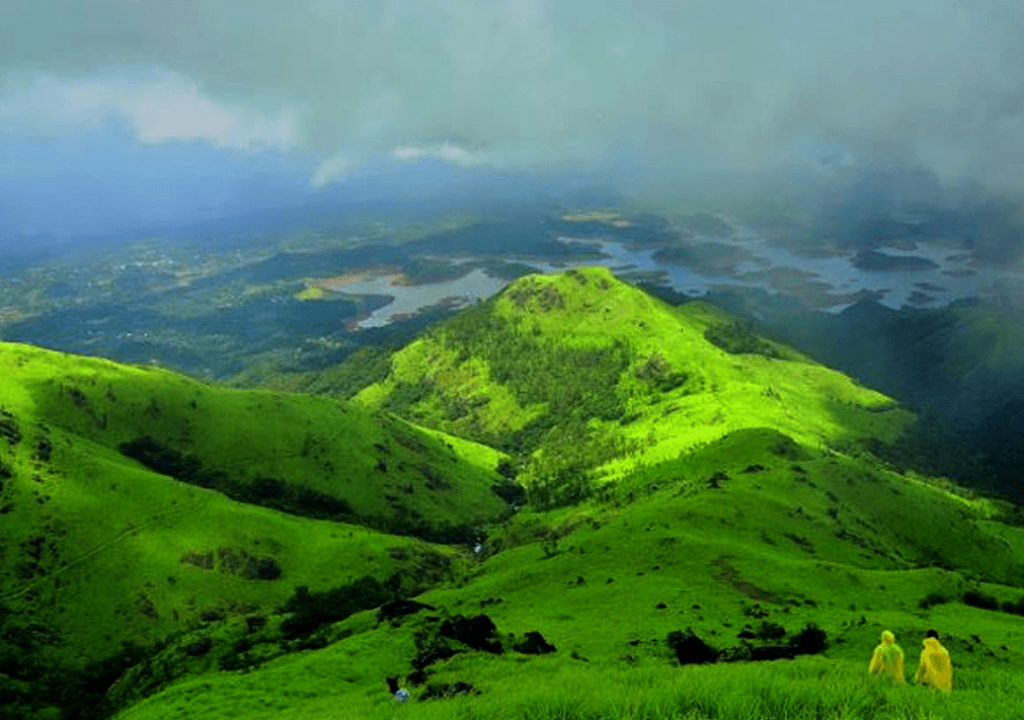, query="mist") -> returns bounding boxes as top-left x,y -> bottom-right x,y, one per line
1,0 -> 1023,261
